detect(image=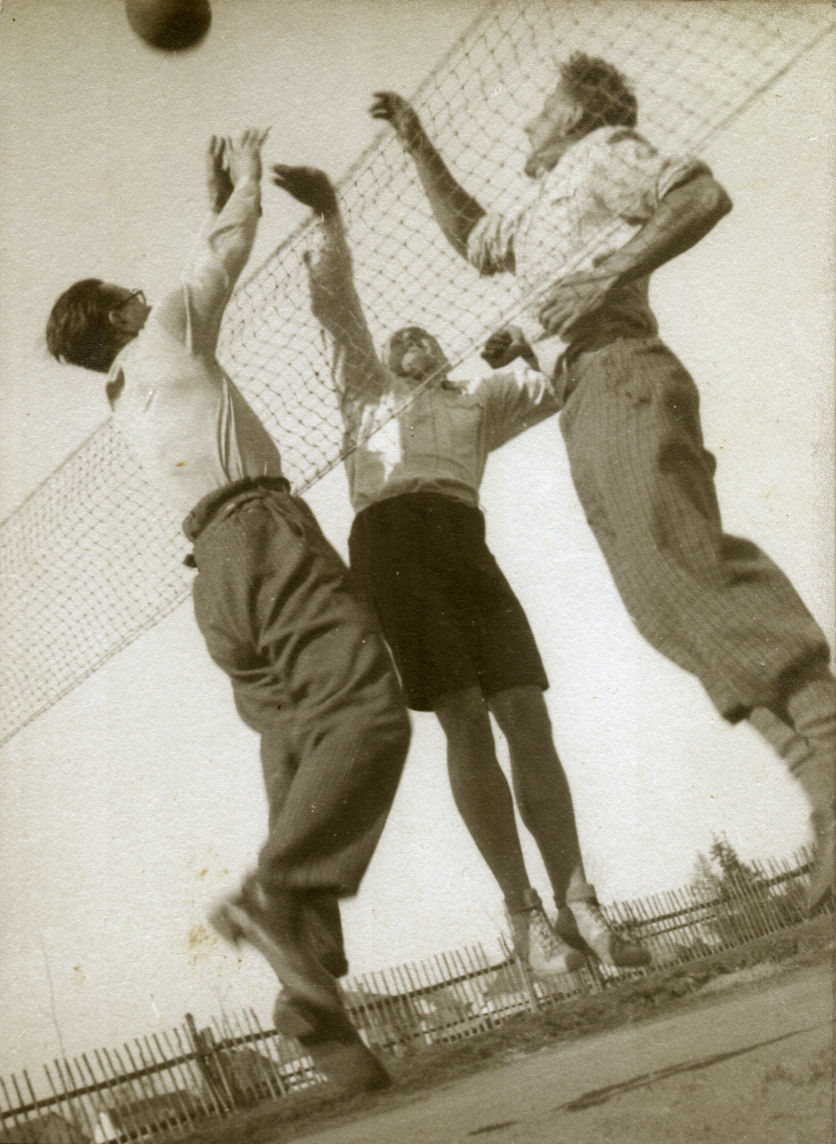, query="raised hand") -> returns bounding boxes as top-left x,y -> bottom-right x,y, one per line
206,135 -> 233,212
369,91 -> 425,151
225,126 -> 271,188
271,165 -> 338,217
